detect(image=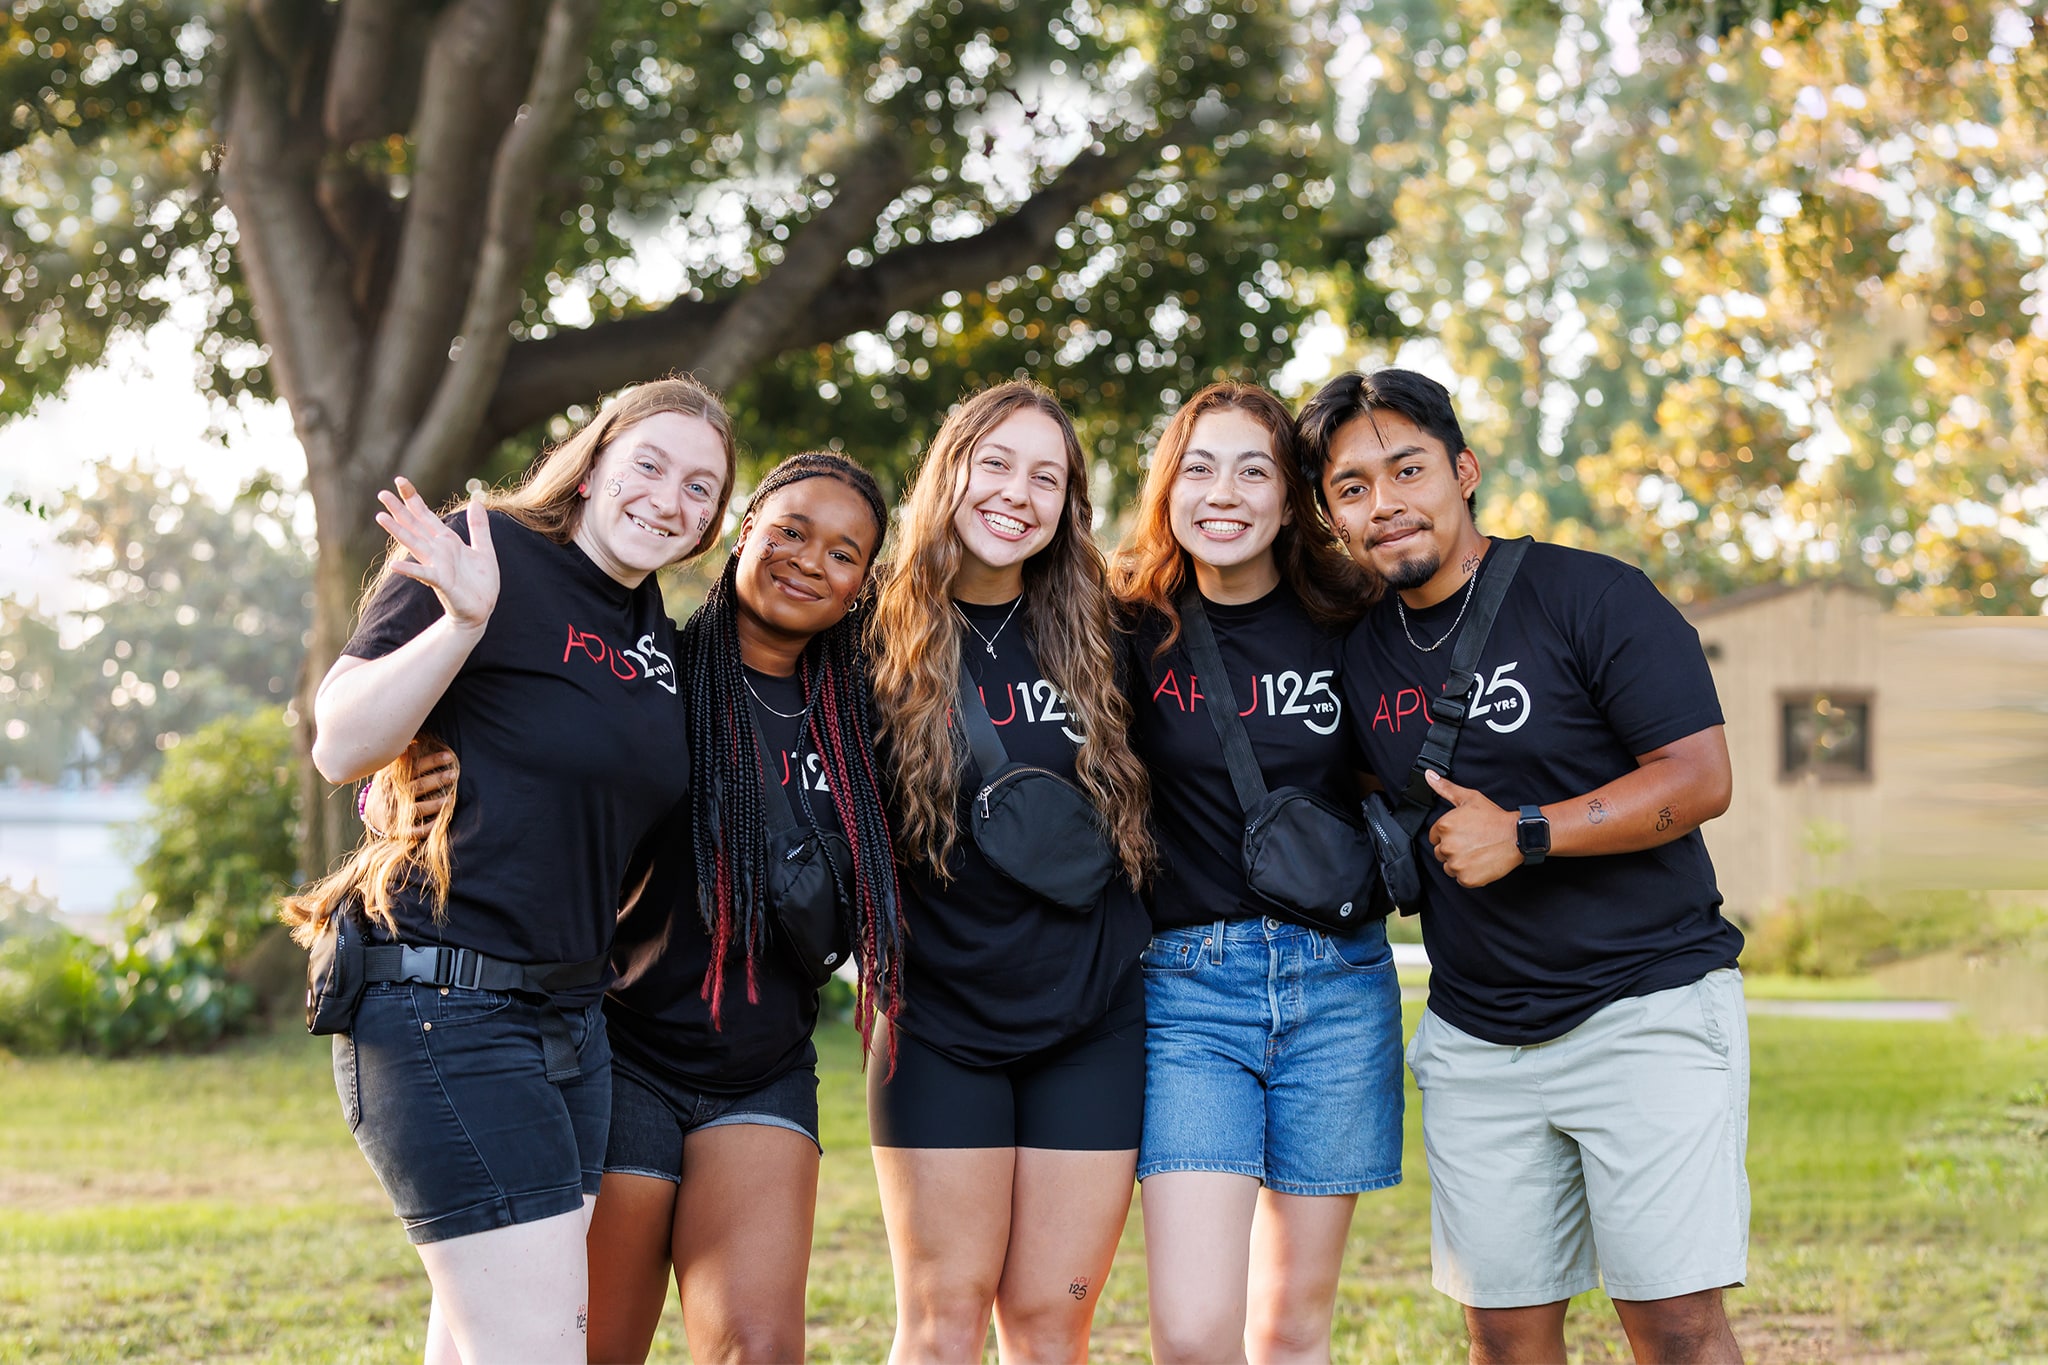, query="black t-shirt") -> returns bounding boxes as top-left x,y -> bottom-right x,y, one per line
1126,584 -> 1357,929
342,511 -> 689,1009
606,666 -> 836,1095
891,598 -> 1151,1066
1341,539 -> 1743,1046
